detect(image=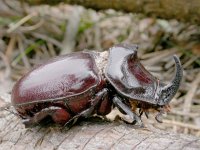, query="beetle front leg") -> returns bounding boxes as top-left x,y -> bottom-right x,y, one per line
112,96 -> 143,127
155,110 -> 164,123
155,105 -> 170,123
